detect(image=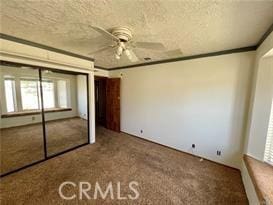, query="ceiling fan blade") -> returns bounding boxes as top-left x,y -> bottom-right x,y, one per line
128,50 -> 139,62
89,26 -> 119,42
134,42 -> 165,50
88,45 -> 114,55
